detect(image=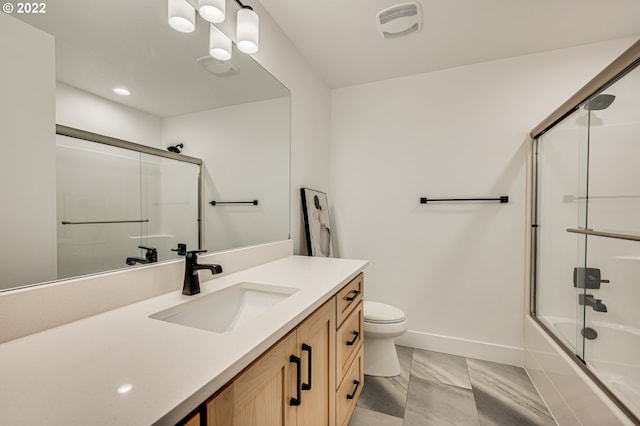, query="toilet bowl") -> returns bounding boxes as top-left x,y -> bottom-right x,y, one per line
363,301 -> 408,377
